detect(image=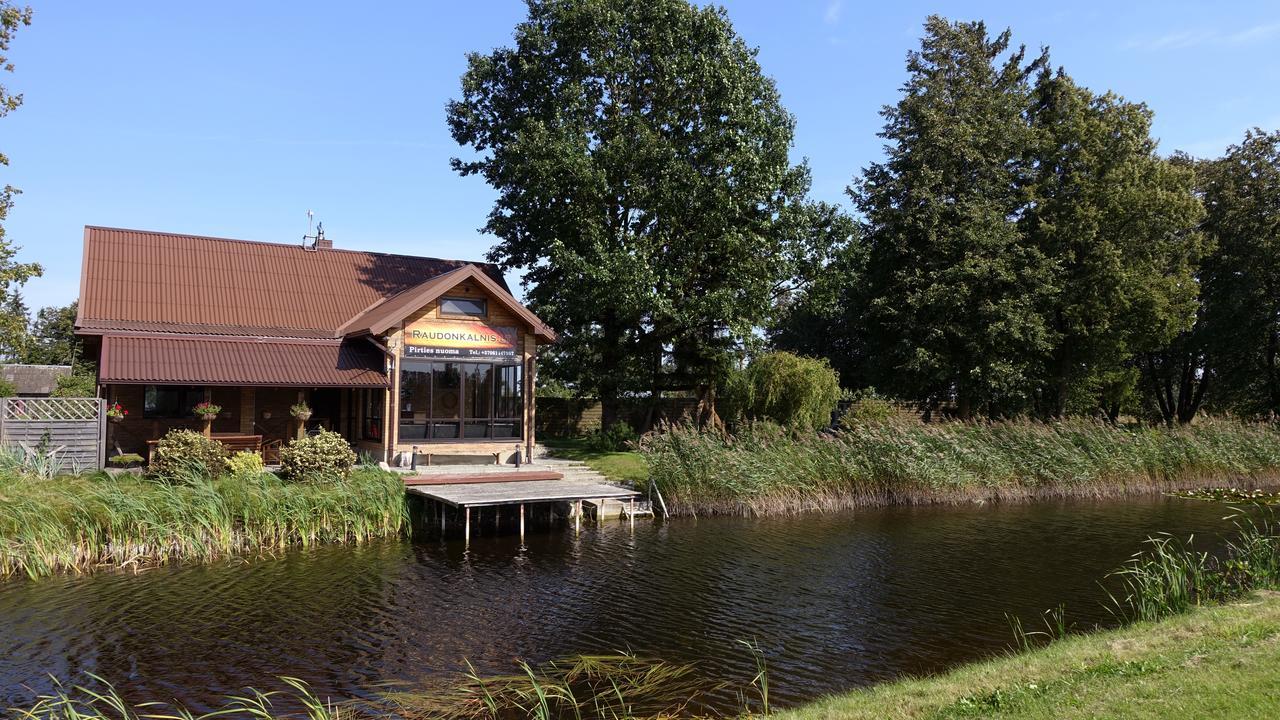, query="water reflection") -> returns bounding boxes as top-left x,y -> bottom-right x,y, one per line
0,495 -> 1236,712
